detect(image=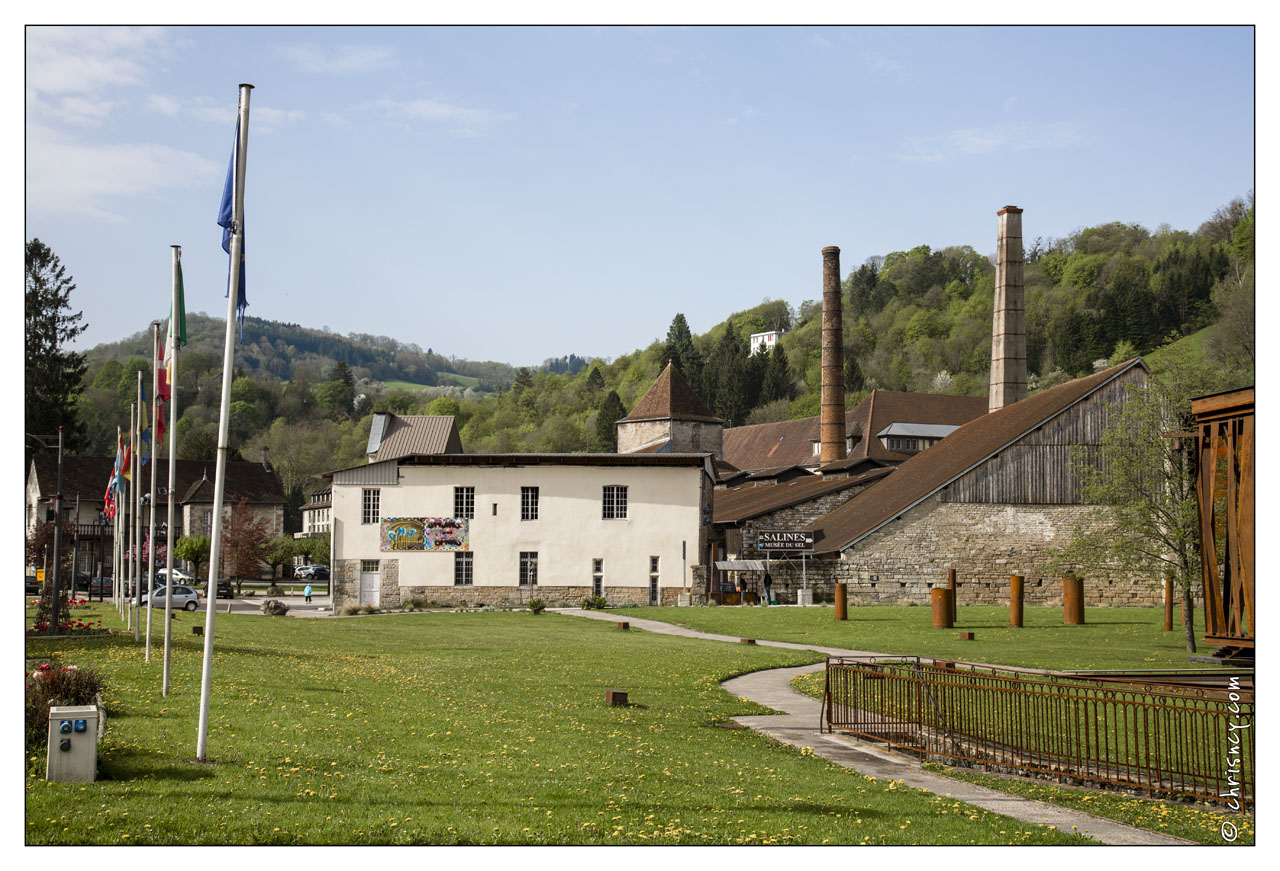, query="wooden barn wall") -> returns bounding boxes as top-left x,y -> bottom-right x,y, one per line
942,368 -> 1146,505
